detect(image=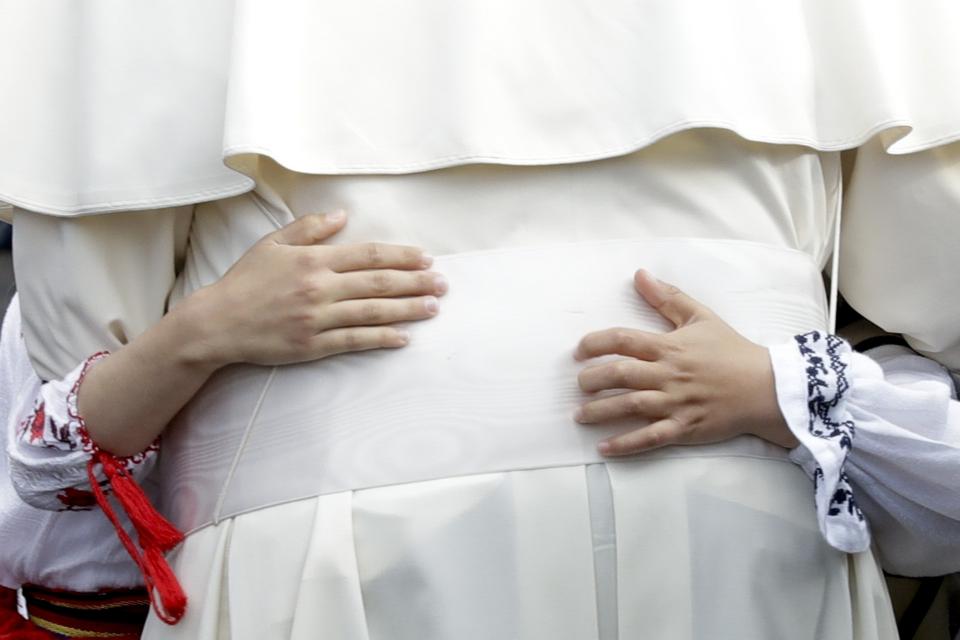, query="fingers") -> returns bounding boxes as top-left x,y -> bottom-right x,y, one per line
269,211 -> 431,272
320,296 -> 439,330
578,359 -> 663,393
574,390 -> 670,424
575,328 -> 662,361
270,211 -> 347,246
333,269 -> 448,301
633,269 -> 710,328
597,418 -> 685,456
308,326 -> 411,359
327,242 -> 432,273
